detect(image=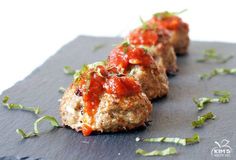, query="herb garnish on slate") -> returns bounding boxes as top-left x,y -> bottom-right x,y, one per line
197,48 -> 233,63
16,115 -> 61,139
136,147 -> 177,157
2,96 -> 41,115
93,44 -> 106,52
193,90 -> 231,110
200,68 -> 236,80
64,66 -> 76,75
58,87 -> 66,94
136,133 -> 200,146
192,112 -> 215,128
